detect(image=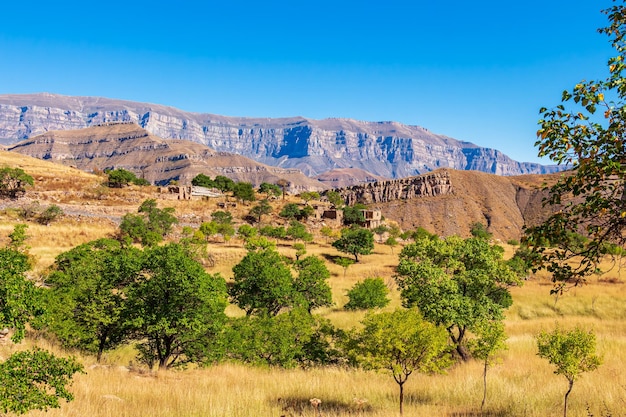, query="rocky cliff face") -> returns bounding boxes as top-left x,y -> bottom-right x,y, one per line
334,171 -> 454,206
332,168 -> 554,241
0,93 -> 560,179
7,123 -> 326,189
